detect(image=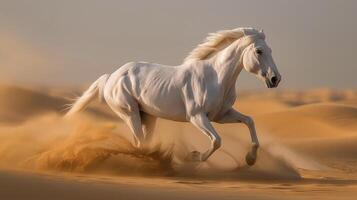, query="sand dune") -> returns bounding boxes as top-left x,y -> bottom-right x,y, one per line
0,85 -> 357,199
0,84 -> 115,124
237,89 -> 357,115
256,103 -> 357,138
235,98 -> 291,115
0,84 -> 67,123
